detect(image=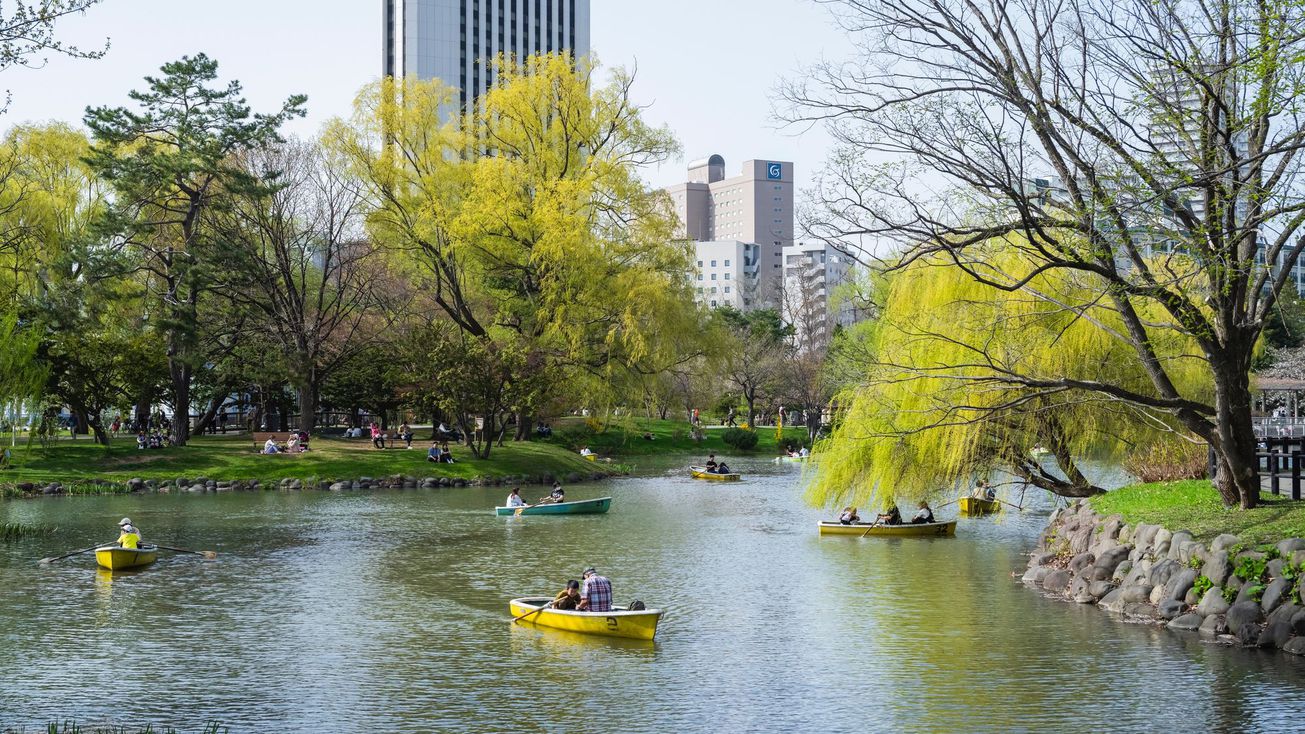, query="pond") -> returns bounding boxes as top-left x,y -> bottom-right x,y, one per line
2,457 -> 1304,732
